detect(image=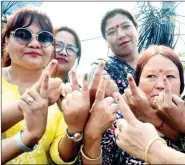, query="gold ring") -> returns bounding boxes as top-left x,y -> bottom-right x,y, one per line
27,97 -> 34,104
